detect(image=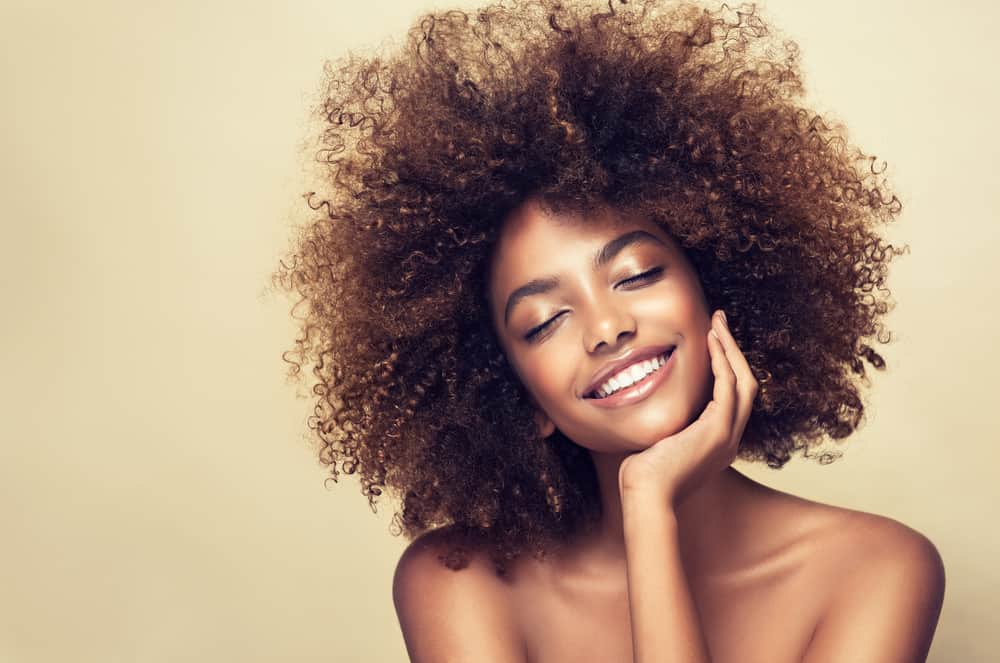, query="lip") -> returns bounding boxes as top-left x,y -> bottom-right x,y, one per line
584,348 -> 676,408
581,344 -> 676,398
